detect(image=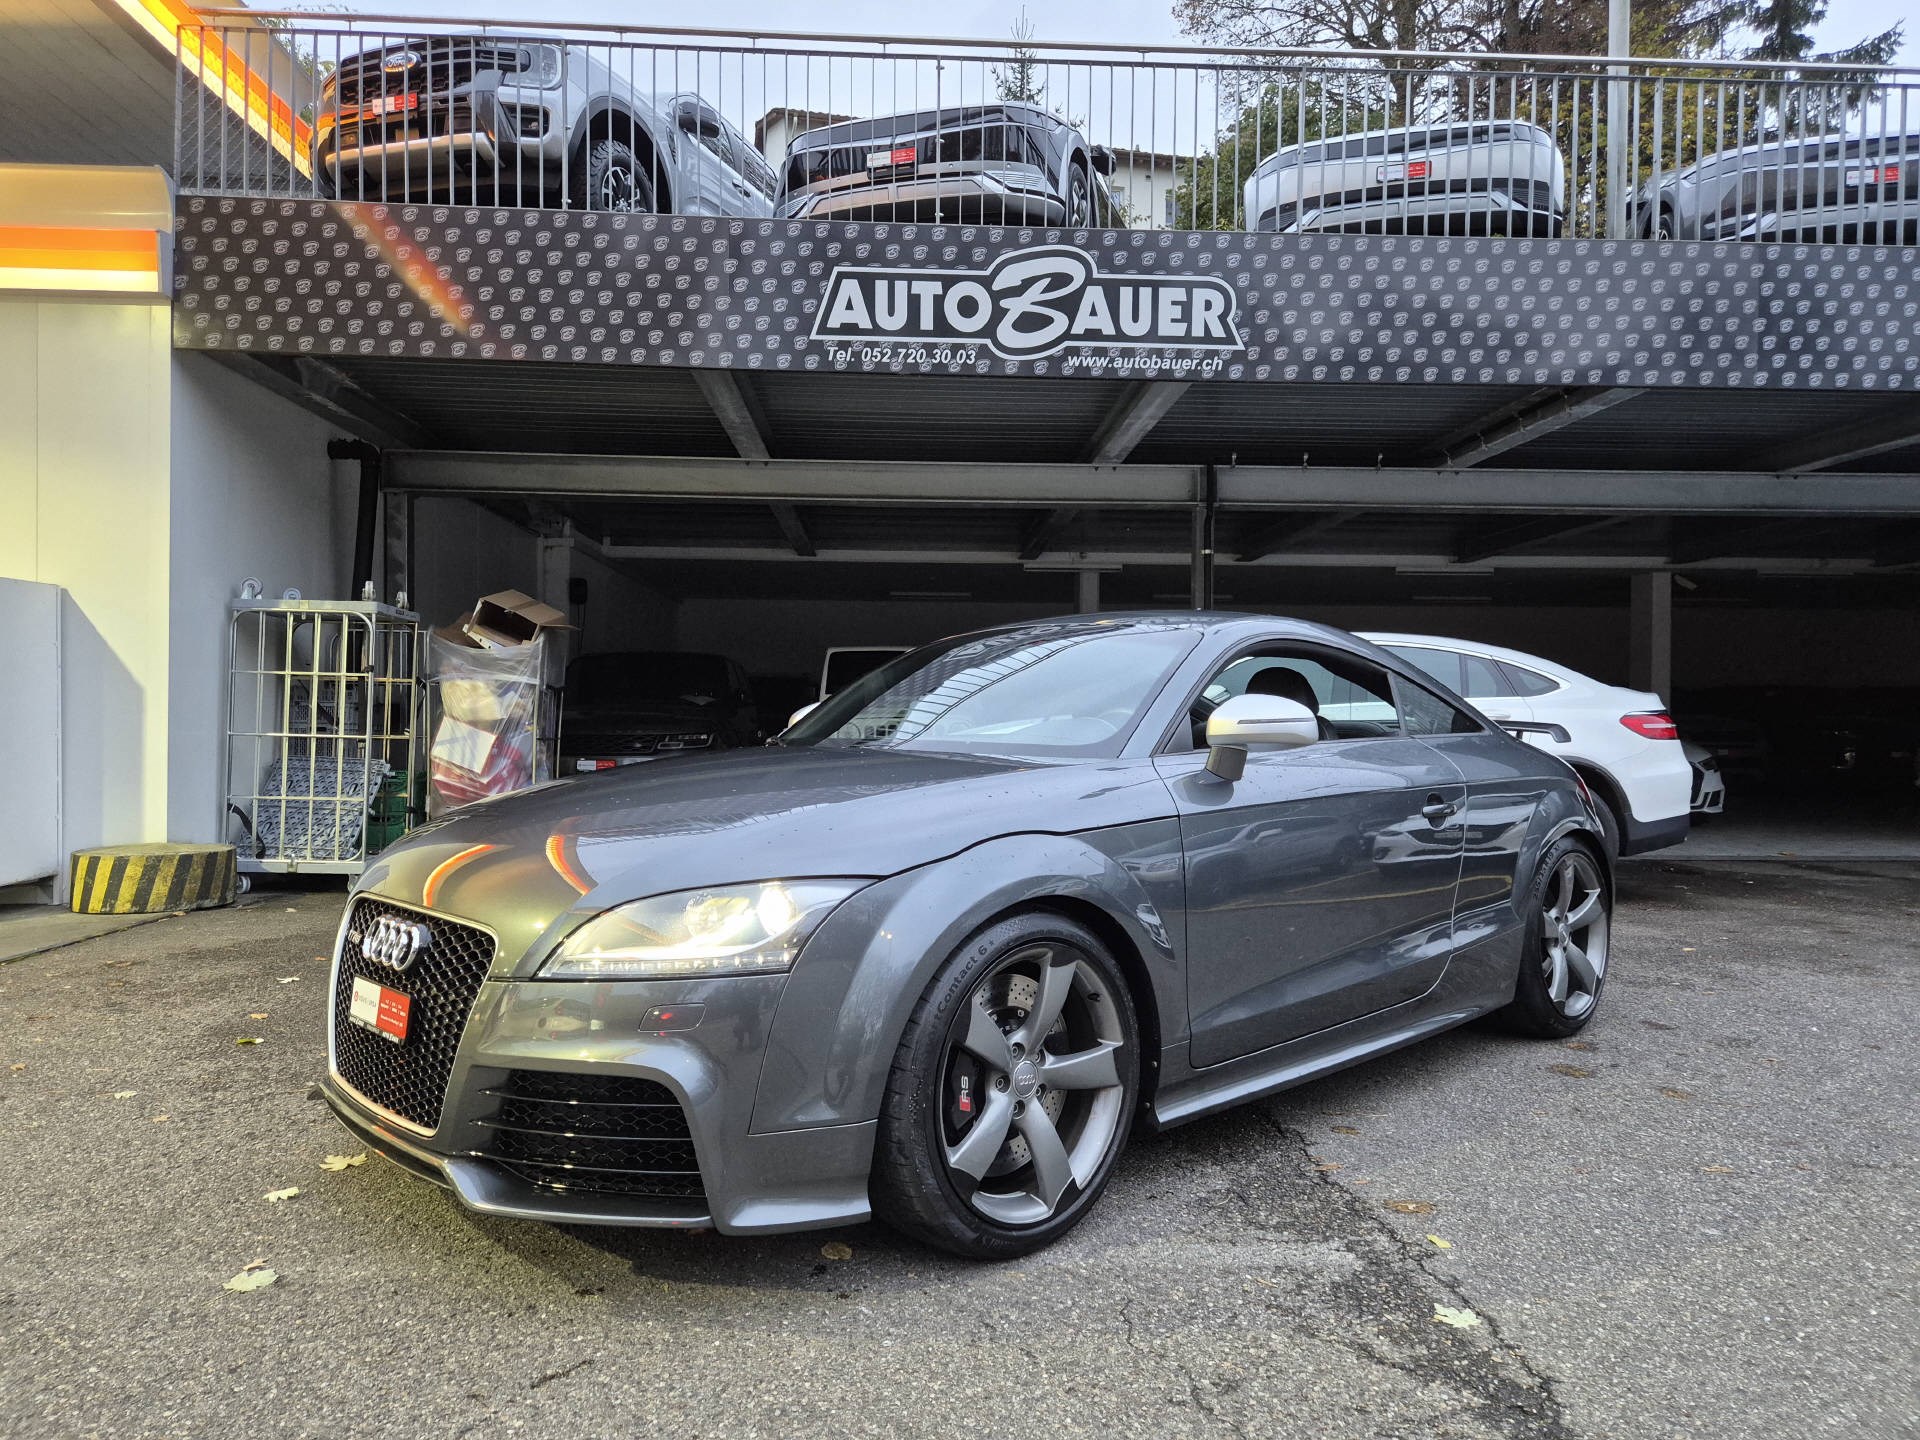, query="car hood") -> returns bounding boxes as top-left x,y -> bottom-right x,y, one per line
356,744 -> 1173,970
